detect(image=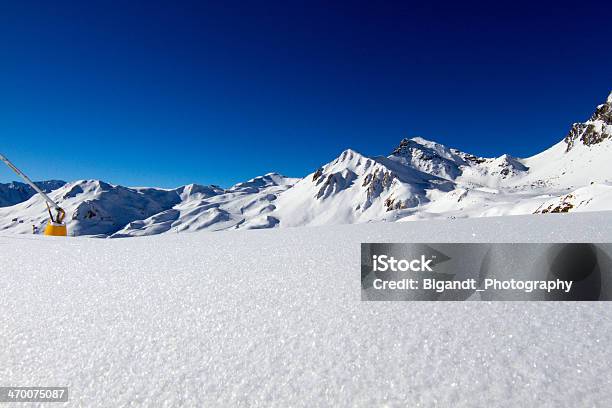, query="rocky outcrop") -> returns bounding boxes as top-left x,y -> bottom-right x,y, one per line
565,92 -> 612,151
390,137 -> 463,180
315,170 -> 357,199
362,169 -> 395,210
